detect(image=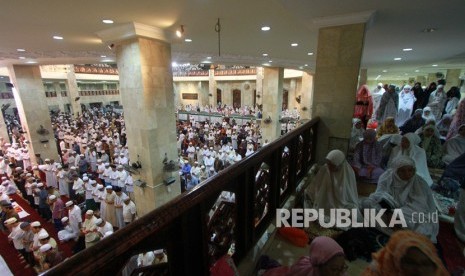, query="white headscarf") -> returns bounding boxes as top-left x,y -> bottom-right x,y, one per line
388,133 -> 433,186
366,156 -> 439,242
307,150 -> 359,216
